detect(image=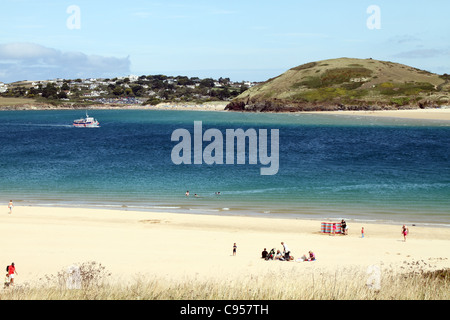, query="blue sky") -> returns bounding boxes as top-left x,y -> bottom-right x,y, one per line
0,0 -> 449,83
